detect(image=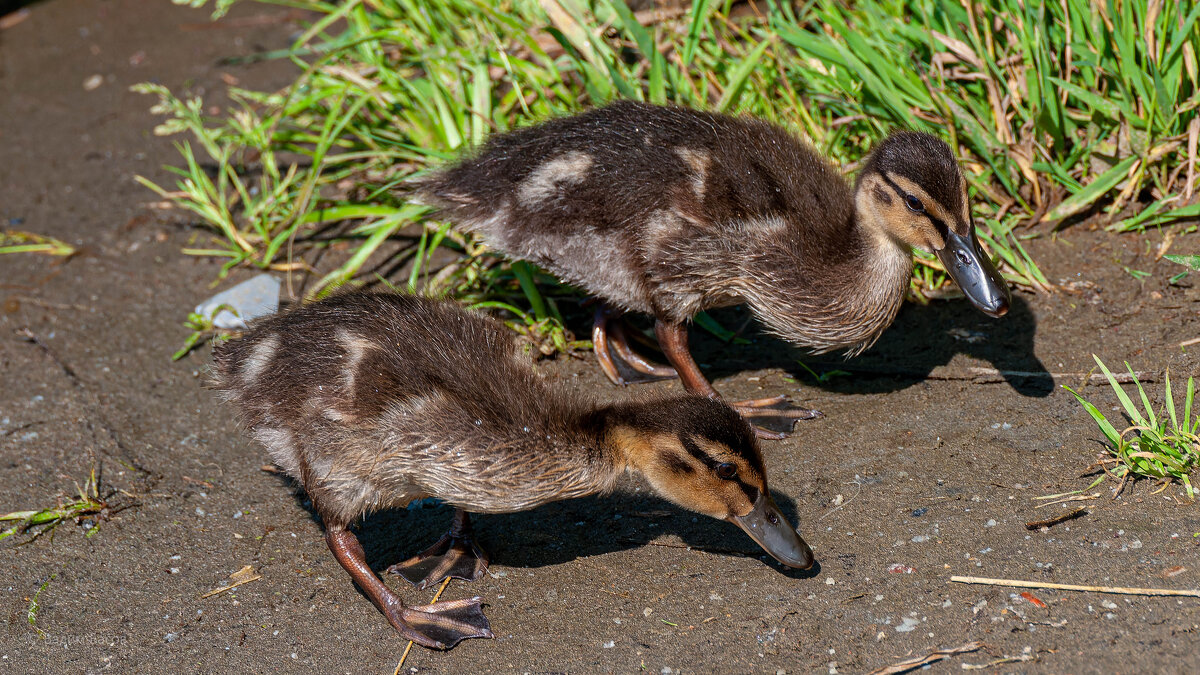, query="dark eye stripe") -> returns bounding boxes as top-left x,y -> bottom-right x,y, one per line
661,453 -> 695,475
682,436 -> 760,502
880,175 -> 950,238
681,435 -> 719,468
